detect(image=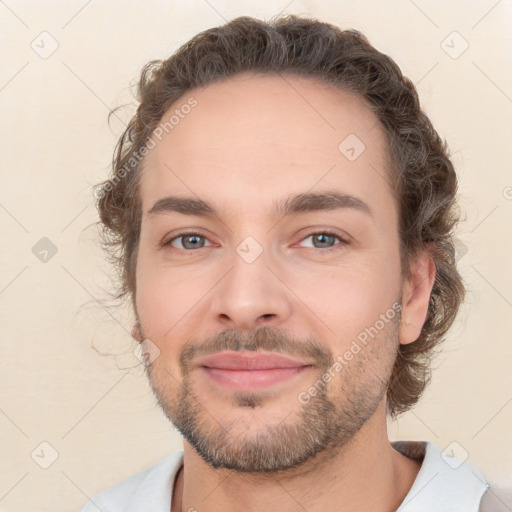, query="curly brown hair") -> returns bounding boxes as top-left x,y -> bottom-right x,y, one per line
94,15 -> 465,417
